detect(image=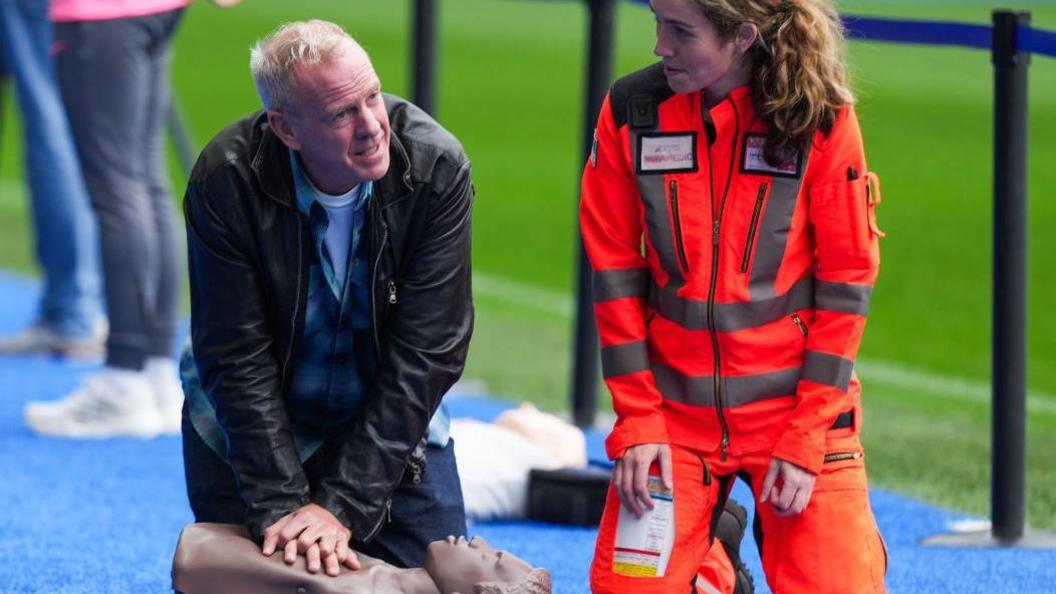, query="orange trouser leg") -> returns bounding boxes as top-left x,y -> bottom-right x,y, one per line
739,433 -> 888,594
693,541 -> 736,594
591,445 -> 721,594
